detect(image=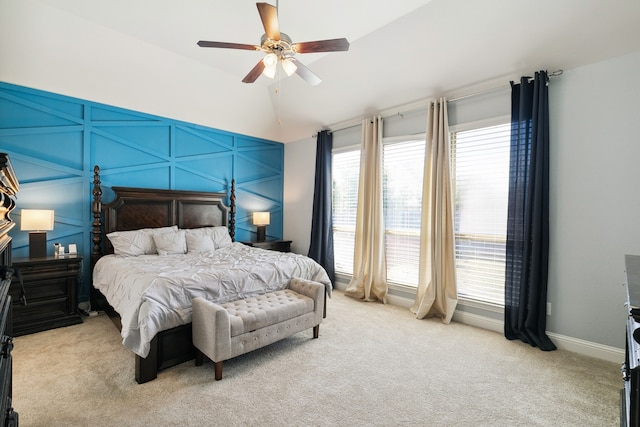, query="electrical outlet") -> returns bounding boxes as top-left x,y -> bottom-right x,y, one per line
546,302 -> 552,316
